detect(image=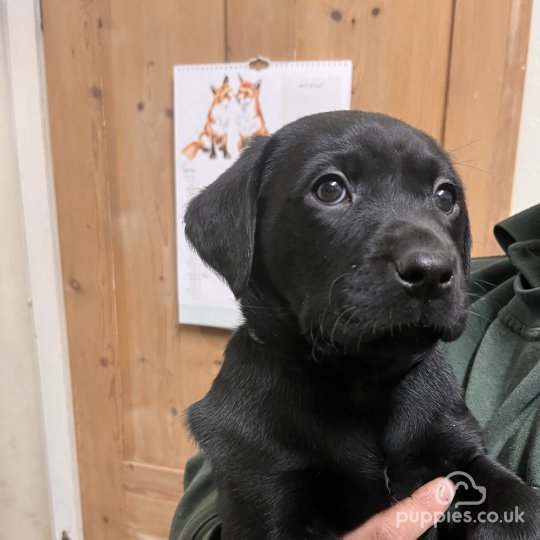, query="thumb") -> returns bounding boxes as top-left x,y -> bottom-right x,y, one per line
344,477 -> 455,540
